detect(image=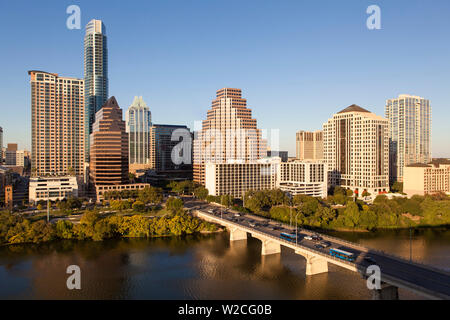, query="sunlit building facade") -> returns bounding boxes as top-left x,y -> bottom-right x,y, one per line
323,105 -> 389,196
193,88 -> 266,185
29,70 -> 85,177
296,130 -> 323,160
126,96 -> 151,165
386,95 -> 431,182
